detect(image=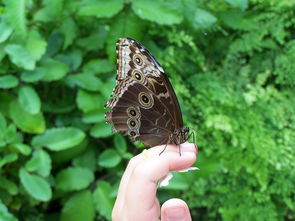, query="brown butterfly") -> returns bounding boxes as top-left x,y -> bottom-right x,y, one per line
105,38 -> 192,153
